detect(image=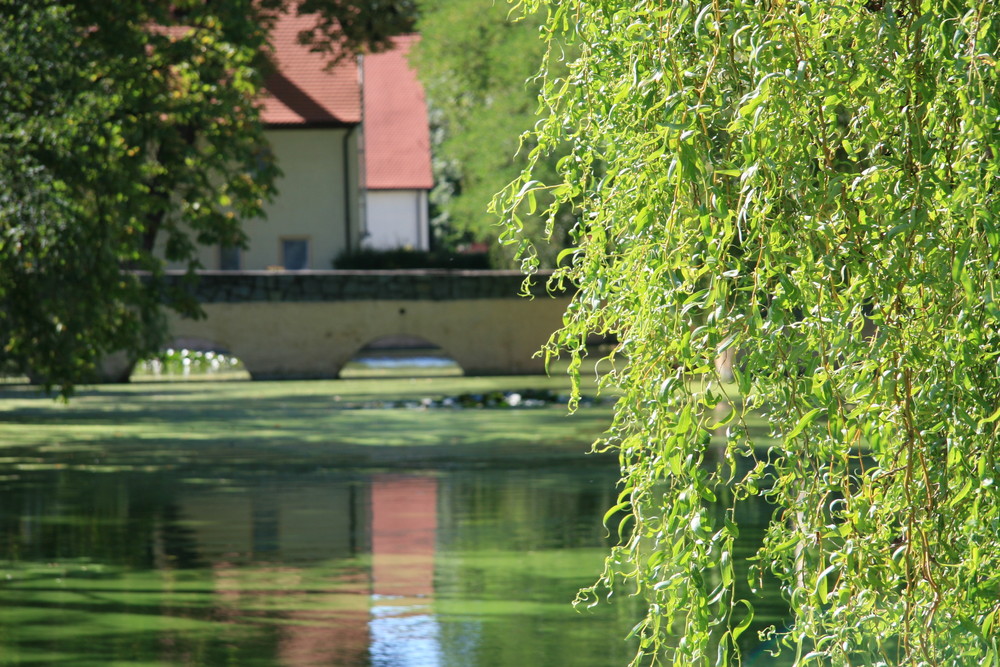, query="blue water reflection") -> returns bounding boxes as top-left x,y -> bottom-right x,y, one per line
370,606 -> 442,666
